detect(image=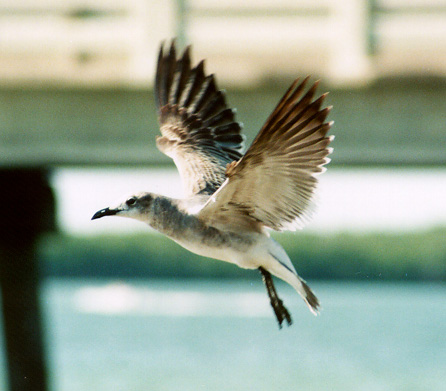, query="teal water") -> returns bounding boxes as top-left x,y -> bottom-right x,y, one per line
2,280 -> 445,391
